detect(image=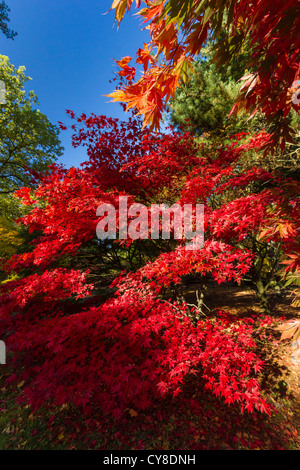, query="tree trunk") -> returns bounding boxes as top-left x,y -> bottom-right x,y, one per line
255,279 -> 271,314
